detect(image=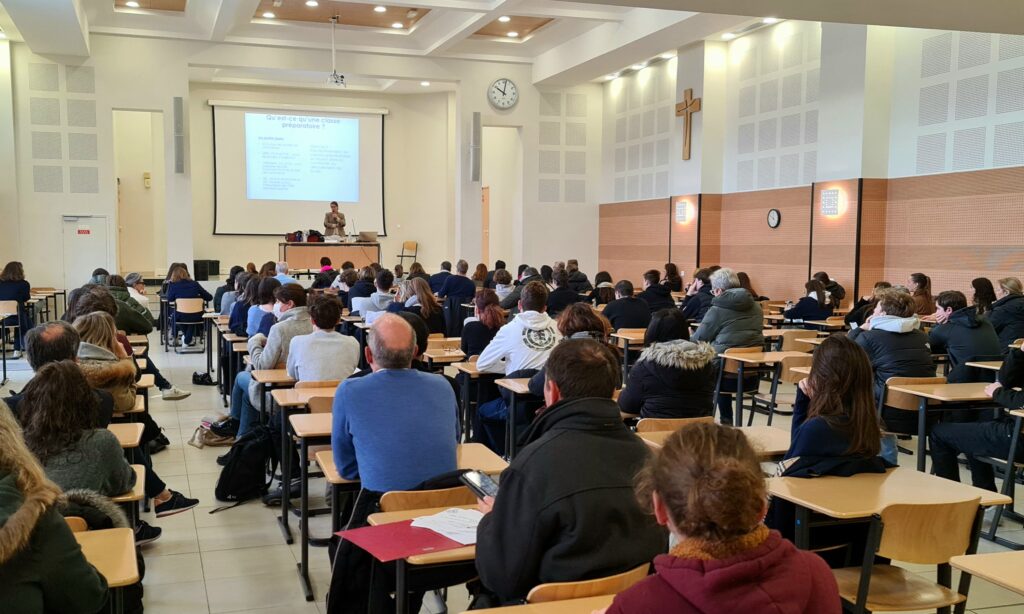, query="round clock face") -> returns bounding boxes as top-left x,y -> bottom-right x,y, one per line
767,209 -> 781,228
488,78 -> 519,110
